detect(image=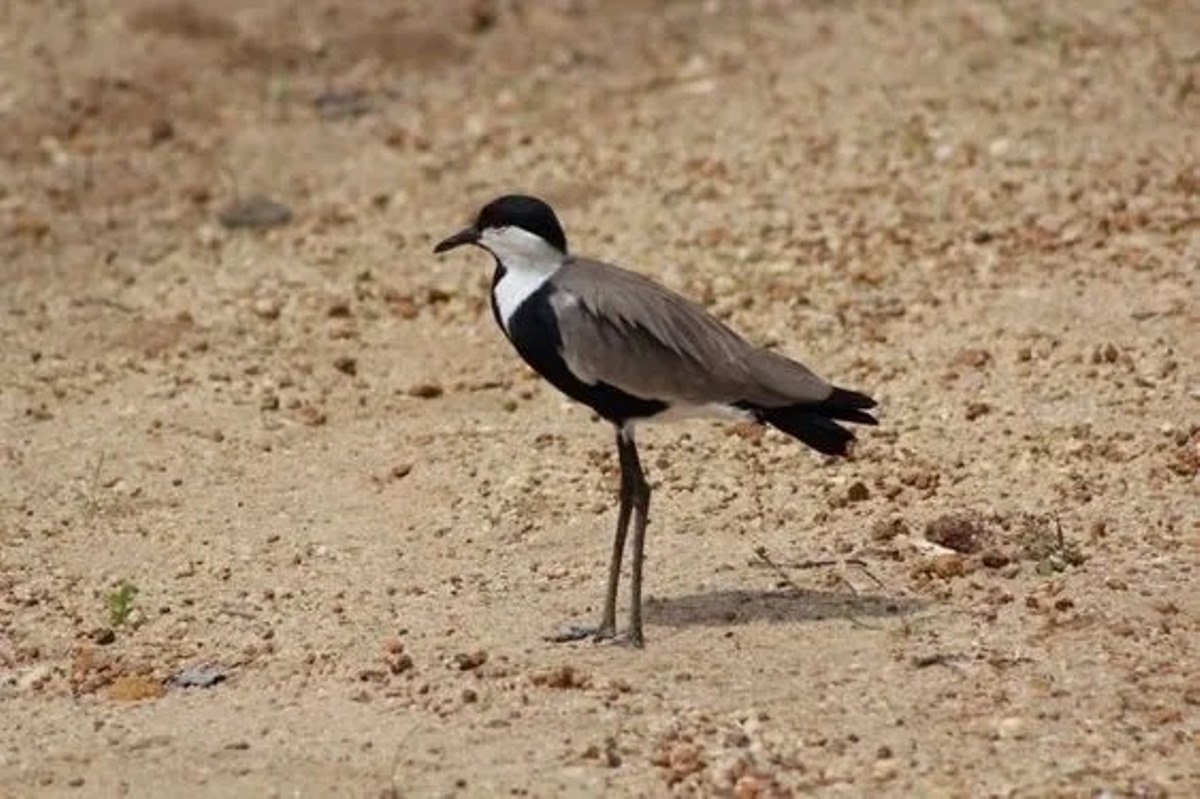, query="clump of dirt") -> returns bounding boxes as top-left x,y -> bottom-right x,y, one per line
918,511 -> 1087,579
